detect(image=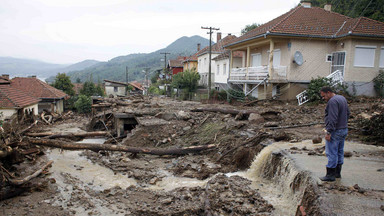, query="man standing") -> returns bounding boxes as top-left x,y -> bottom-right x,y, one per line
320,86 -> 350,182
